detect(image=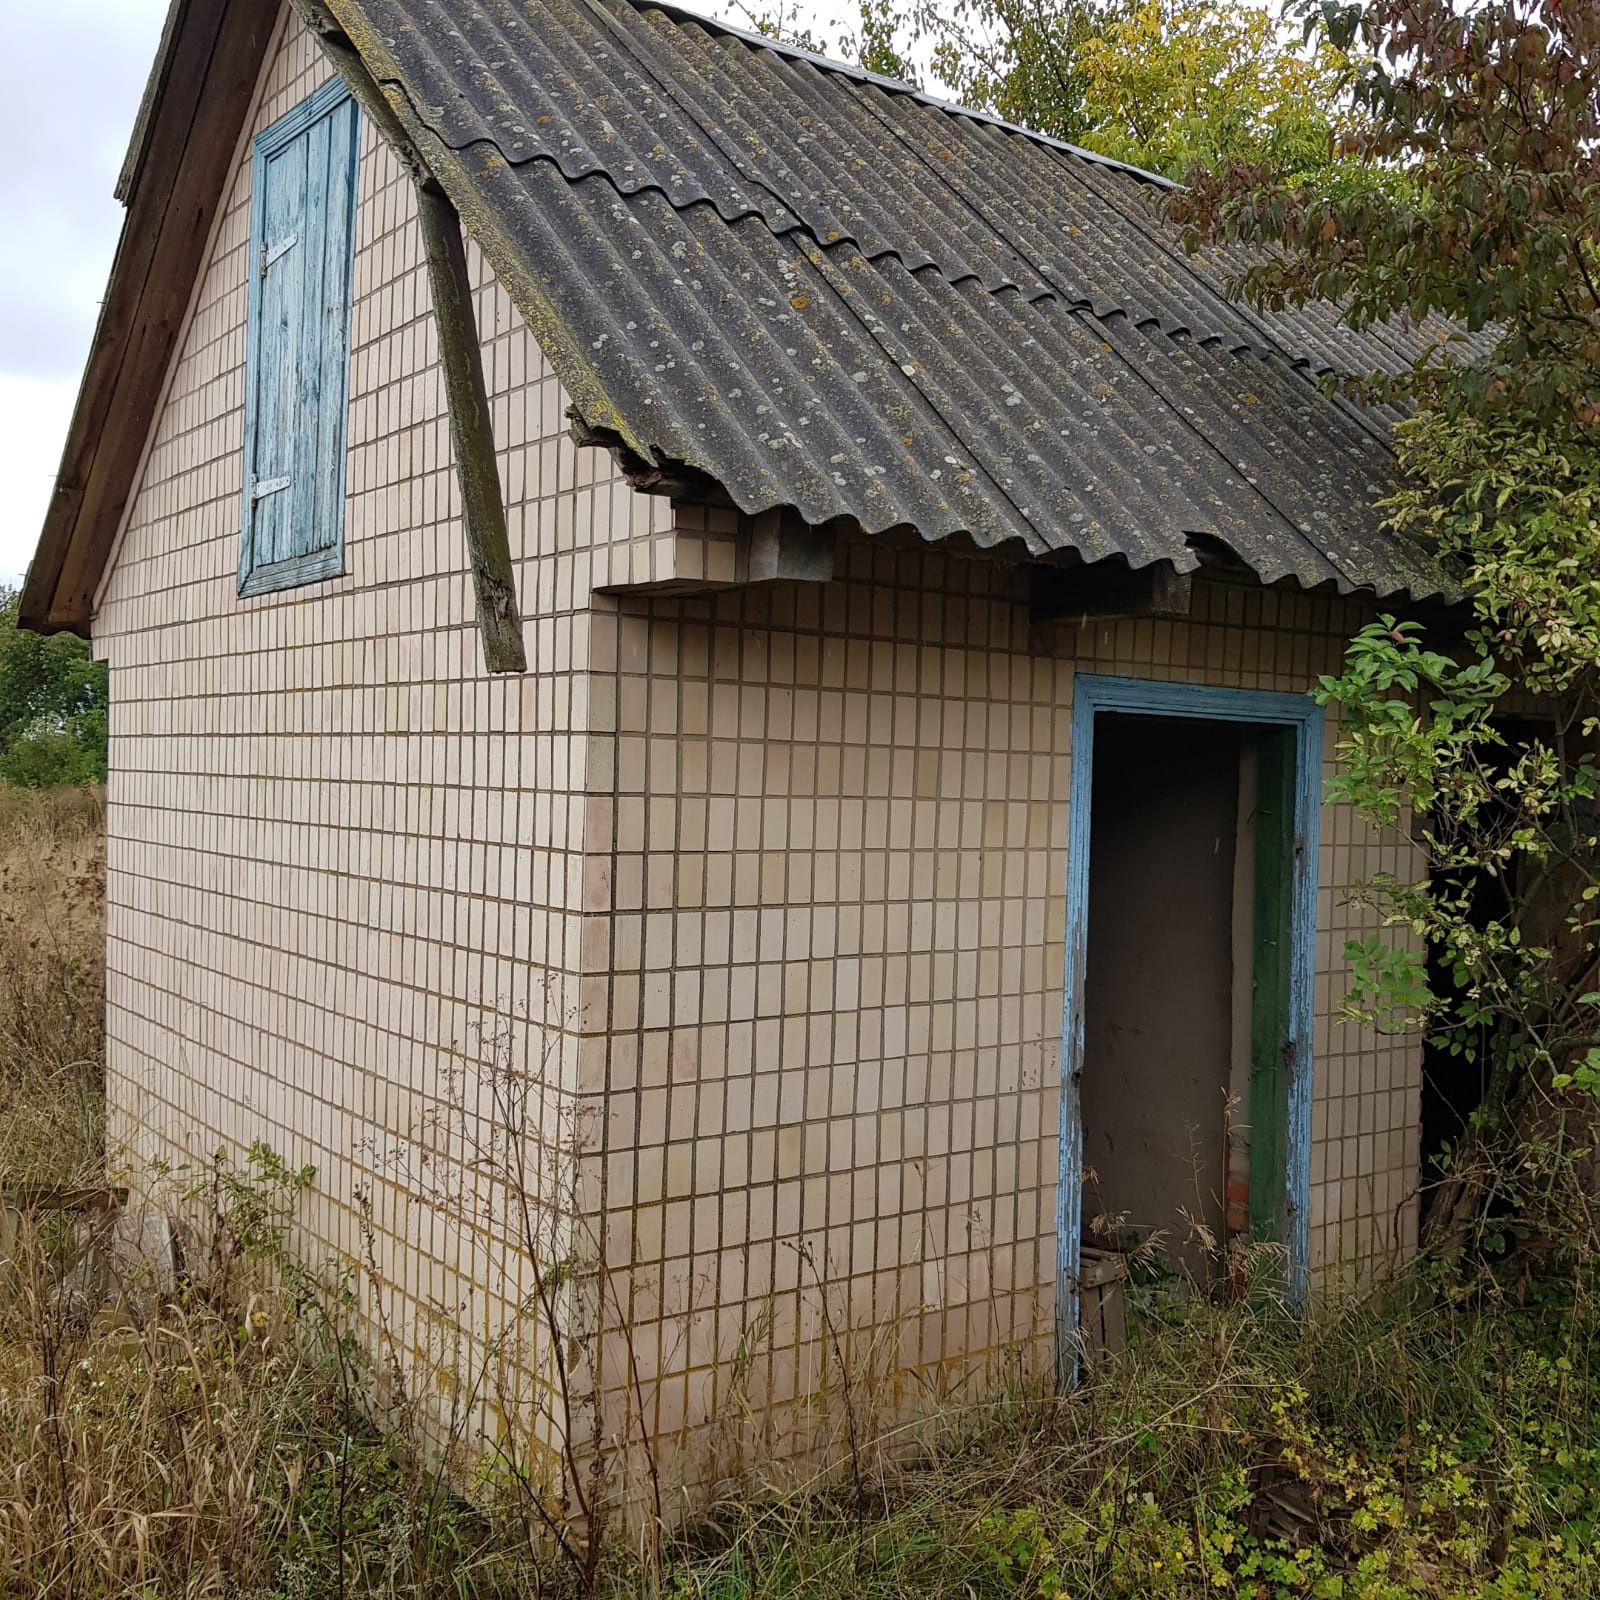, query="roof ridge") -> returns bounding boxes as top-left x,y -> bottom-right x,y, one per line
583,0 -> 1072,301
374,0 -> 1403,391
627,0 -> 1178,192
614,0 -> 1395,404
372,0 -> 1057,302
